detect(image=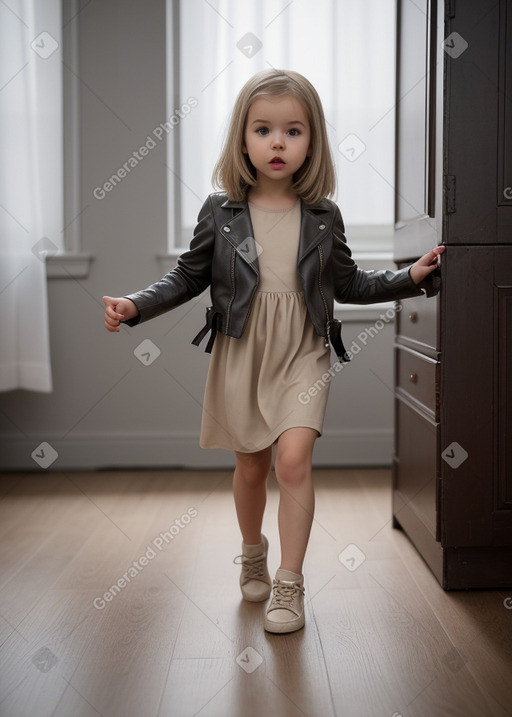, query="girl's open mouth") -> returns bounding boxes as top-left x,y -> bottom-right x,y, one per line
269,157 -> 286,169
